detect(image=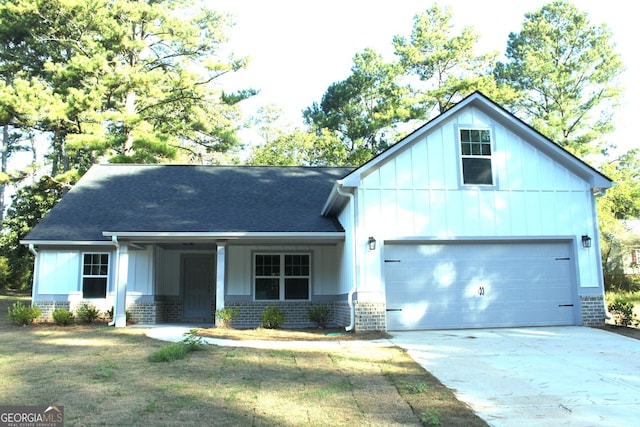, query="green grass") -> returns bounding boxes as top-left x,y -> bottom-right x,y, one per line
605,290 -> 640,305
0,293 -> 488,426
148,342 -> 188,362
